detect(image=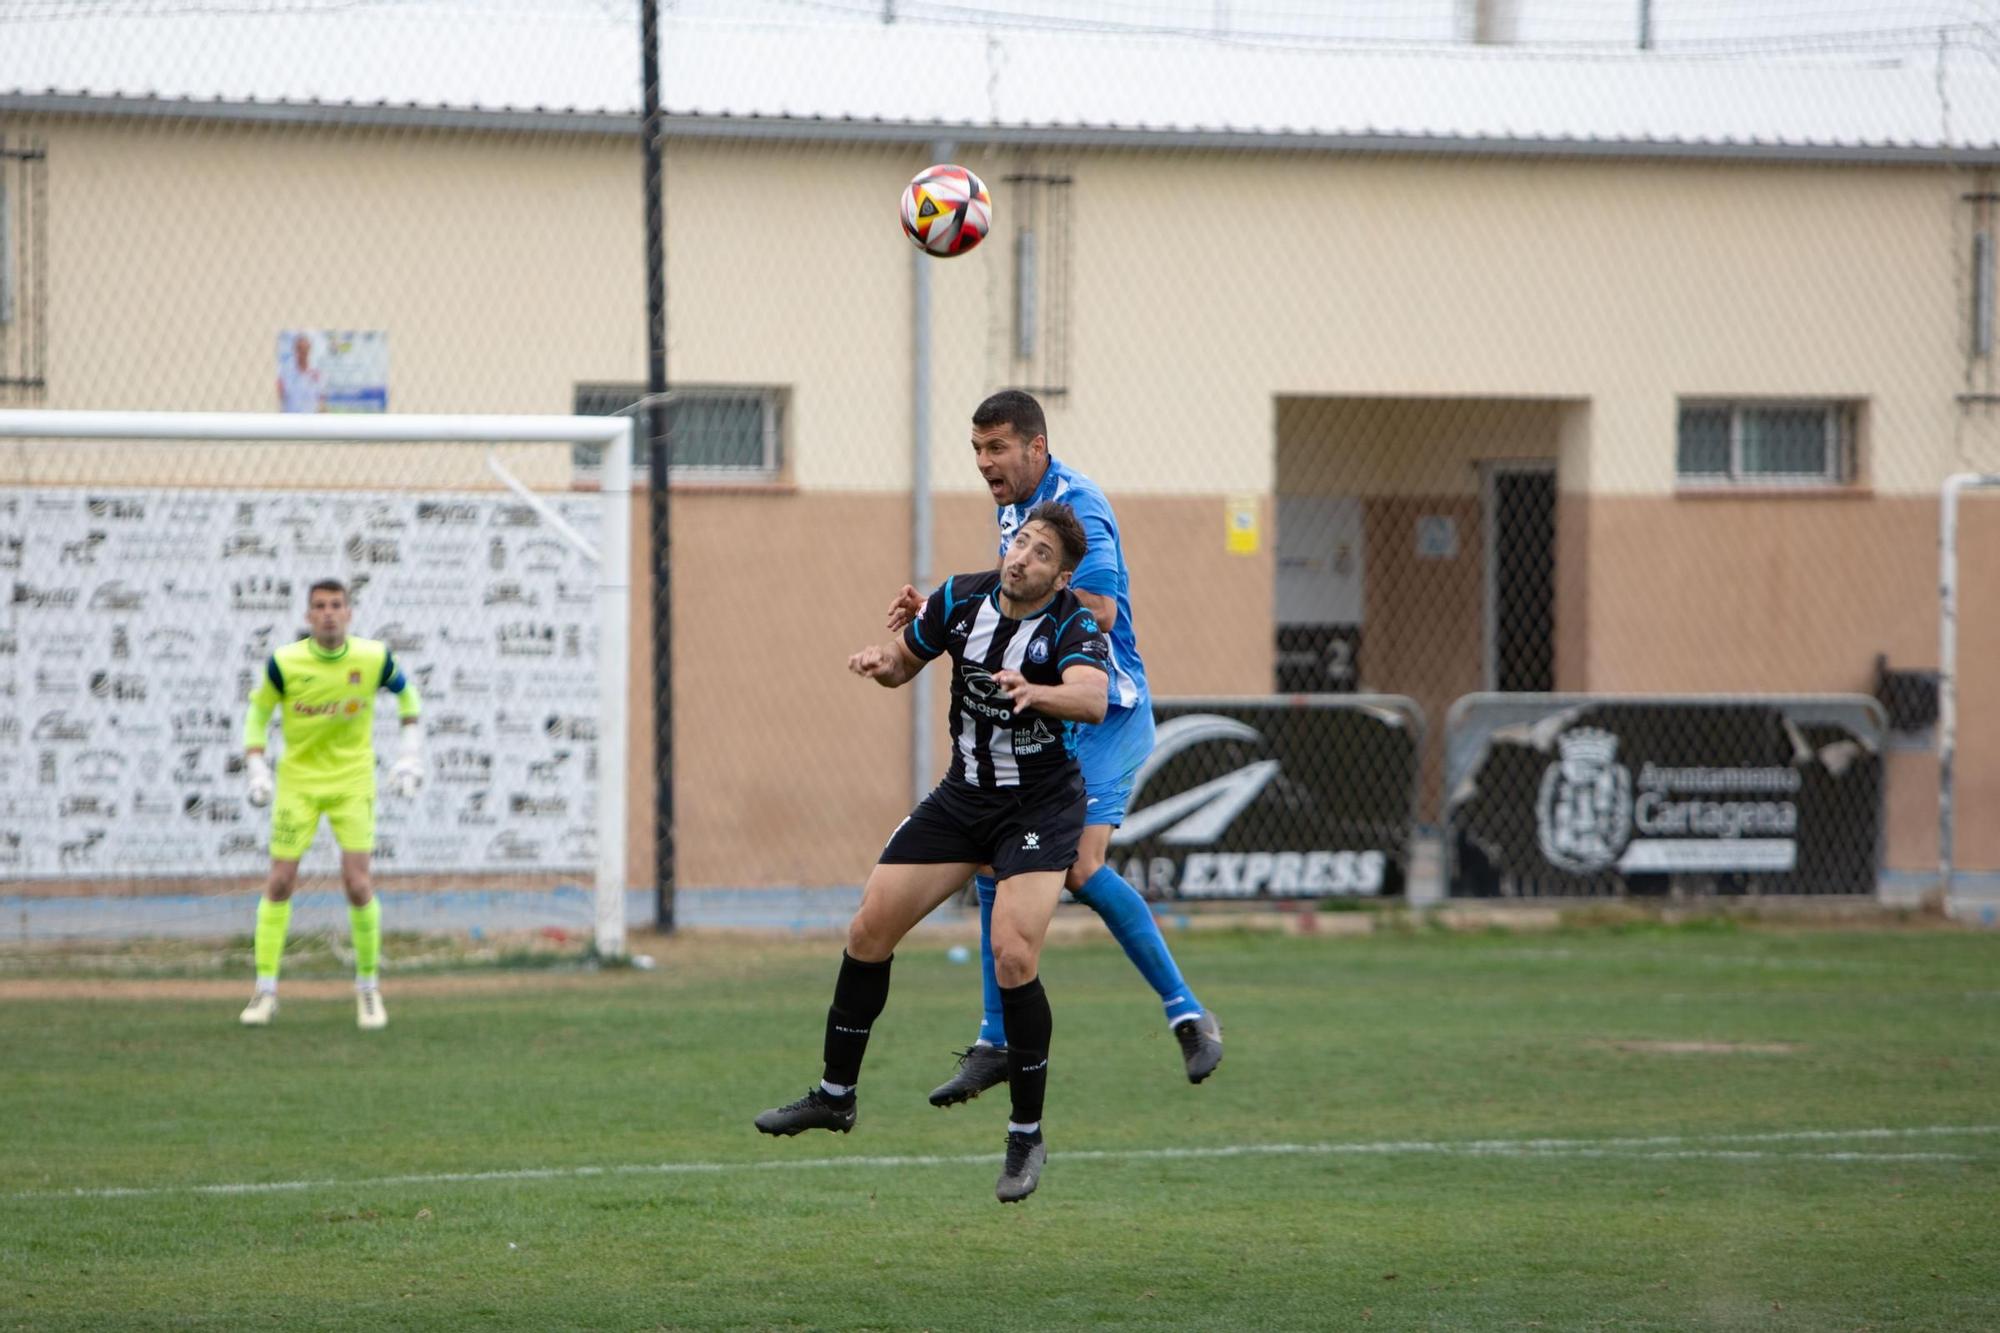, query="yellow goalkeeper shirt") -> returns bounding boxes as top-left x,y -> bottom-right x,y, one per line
241,635 -> 421,797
